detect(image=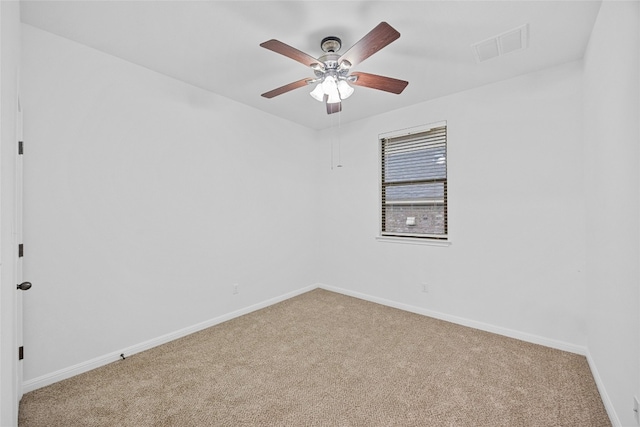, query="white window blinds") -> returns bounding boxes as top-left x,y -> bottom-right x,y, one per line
380,124 -> 447,239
